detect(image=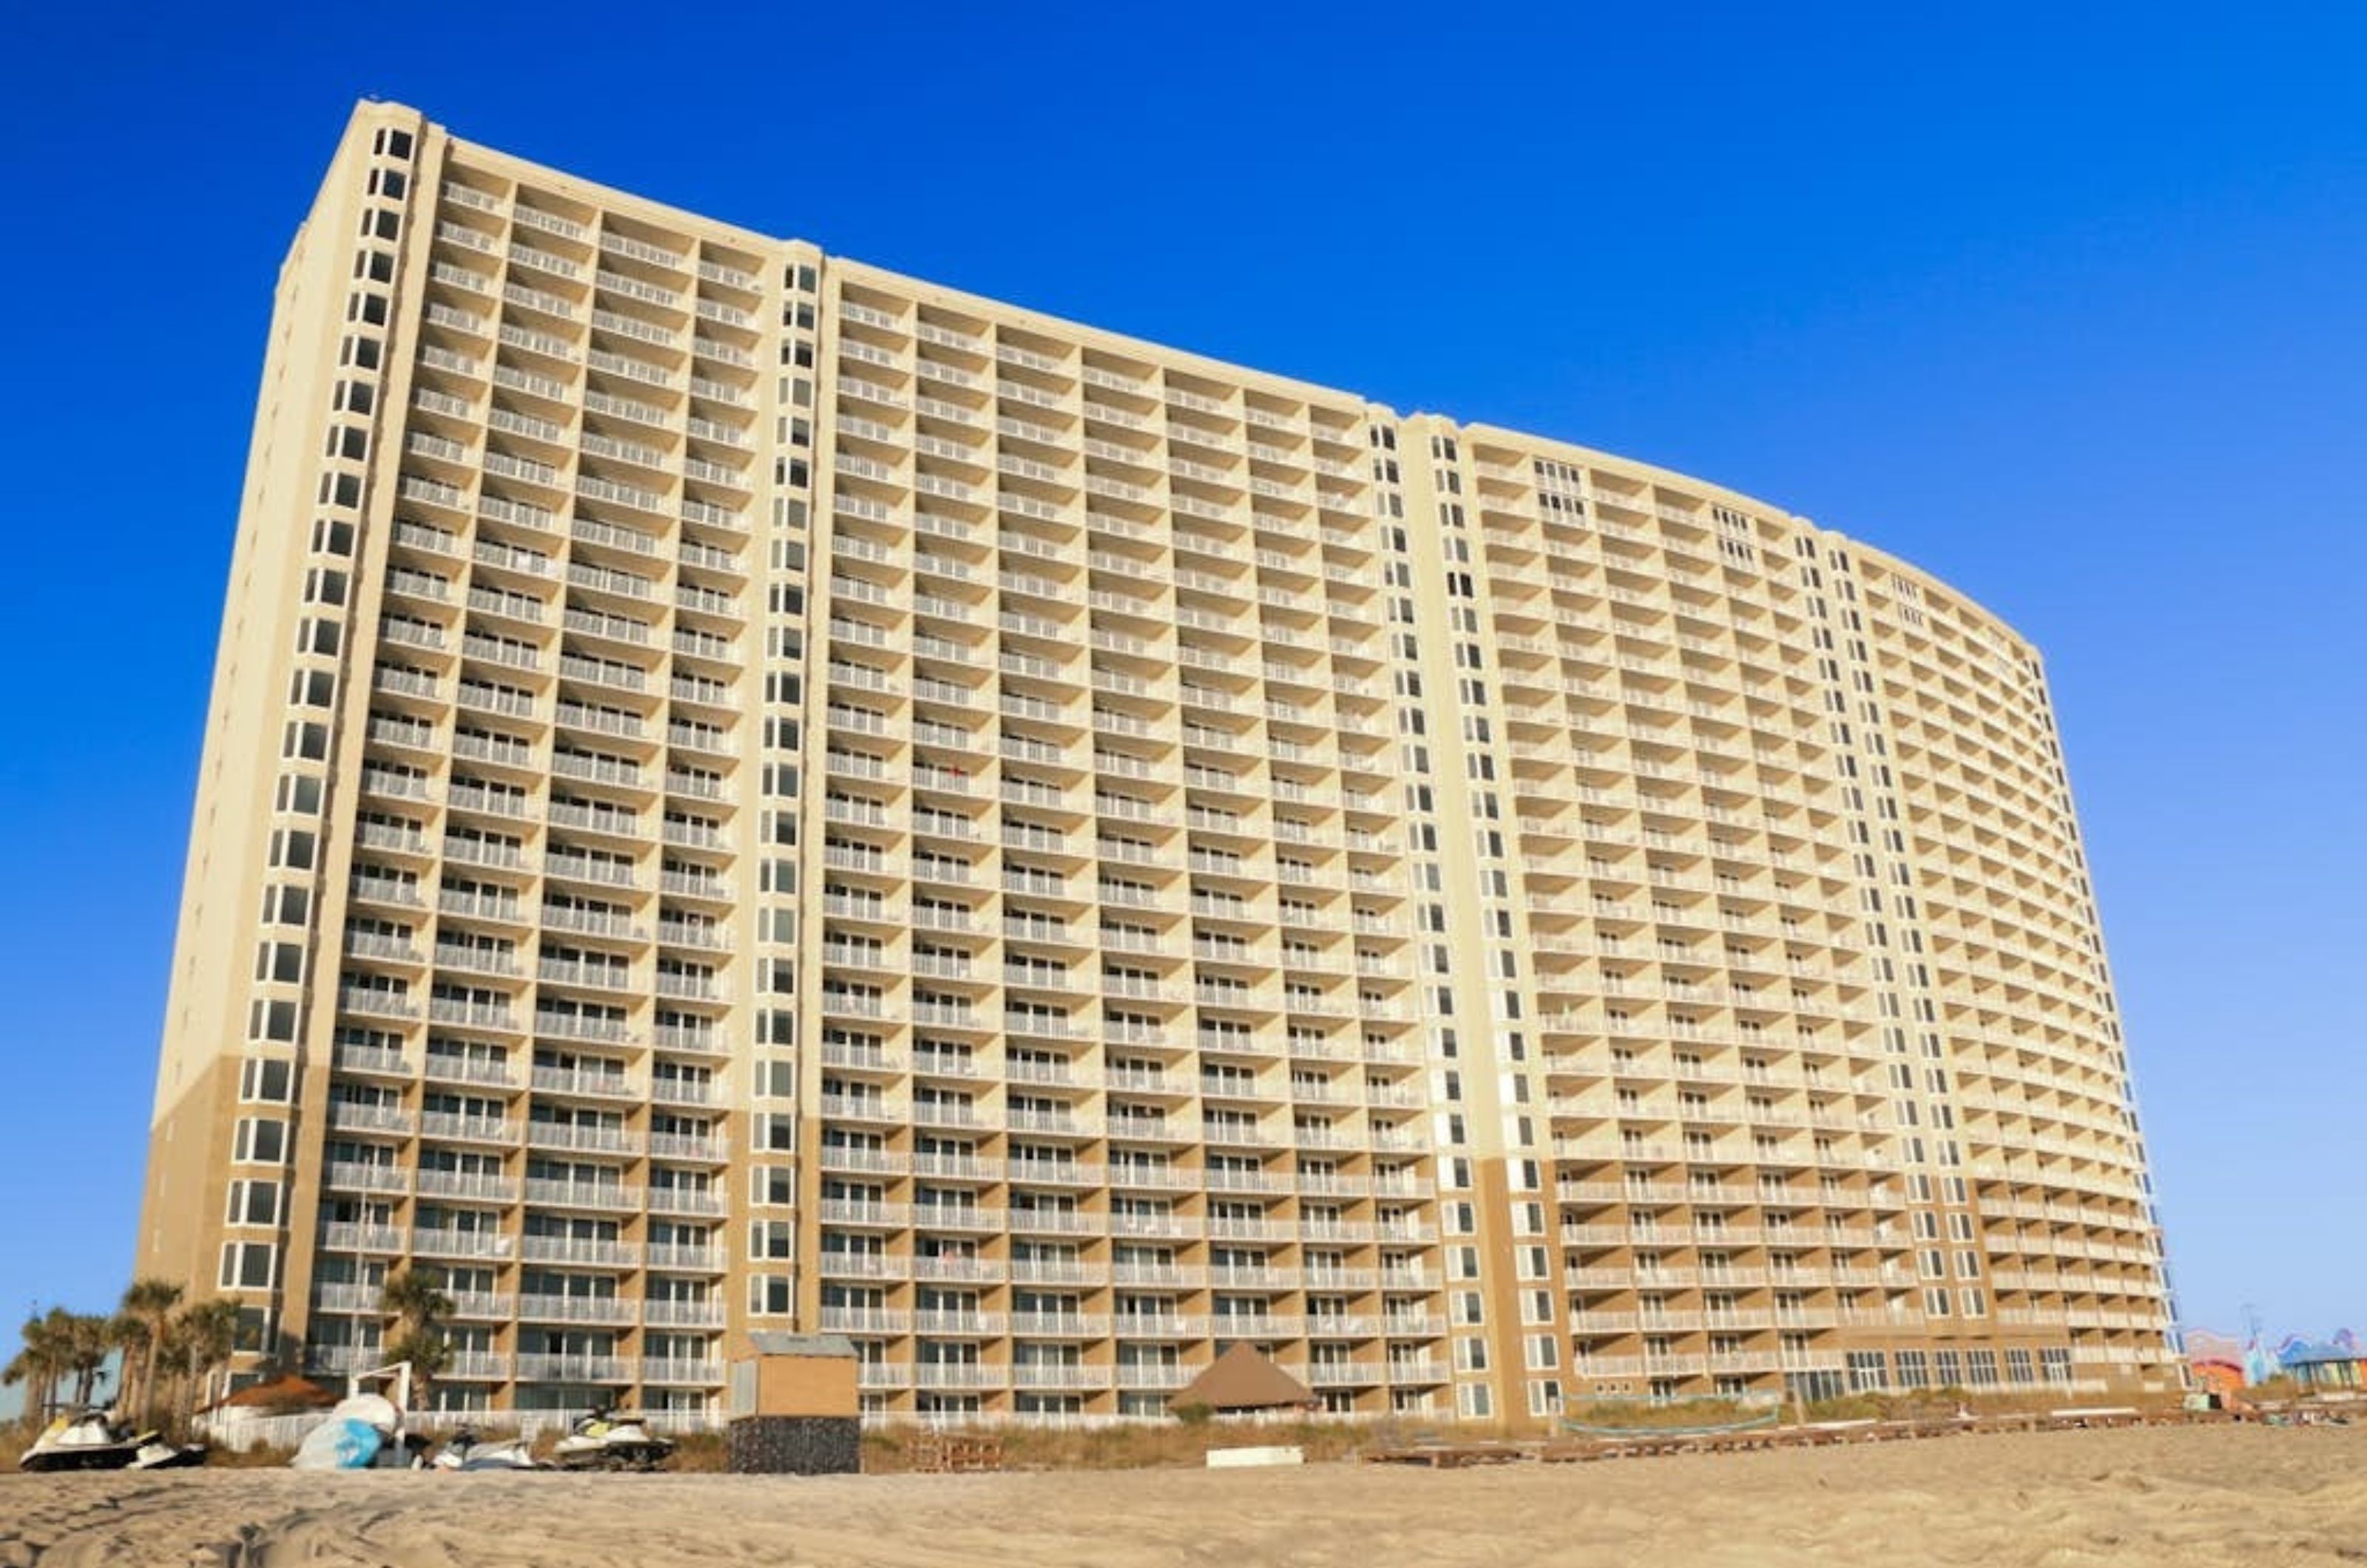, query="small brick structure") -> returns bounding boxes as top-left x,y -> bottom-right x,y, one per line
727,1332 -> 862,1476
727,1414 -> 861,1476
